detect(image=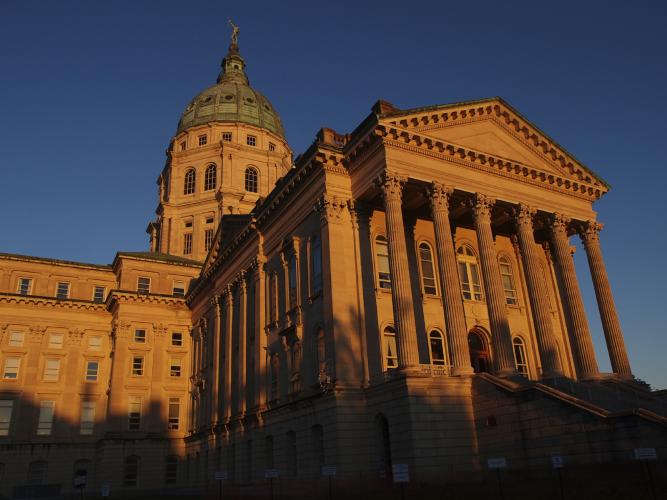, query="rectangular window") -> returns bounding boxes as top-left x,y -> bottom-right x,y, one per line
85,361 -> 99,382
170,358 -> 181,377
93,286 -> 105,303
198,134 -> 207,146
184,220 -> 193,228
246,135 -> 256,147
56,281 -> 70,299
311,235 -> 322,294
80,401 -> 95,435
222,132 -> 232,142
88,336 -> 102,351
0,400 -> 13,436
48,333 -> 64,349
205,216 -> 214,224
43,359 -> 61,381
3,357 -> 20,379
180,141 -> 186,151
134,329 -> 146,343
288,256 -> 298,308
166,456 -> 178,484
17,277 -> 32,295
128,397 -> 141,430
268,142 -> 276,152
8,331 -> 24,347
137,276 -> 151,294
37,401 -> 55,436
171,332 -> 183,346
204,229 -> 214,251
132,356 -> 144,376
168,398 -> 180,430
376,237 -> 391,289
183,233 -> 193,255
173,280 -> 185,297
